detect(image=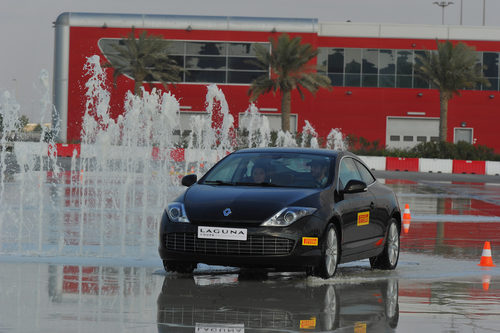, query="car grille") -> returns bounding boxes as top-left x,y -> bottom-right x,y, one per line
158,306 -> 293,329
165,233 -> 294,256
